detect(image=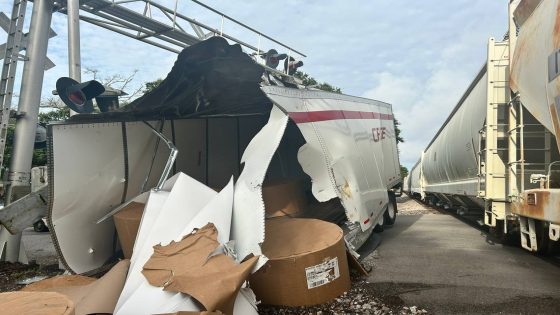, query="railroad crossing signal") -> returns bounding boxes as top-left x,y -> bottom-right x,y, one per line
0,12 -> 57,70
